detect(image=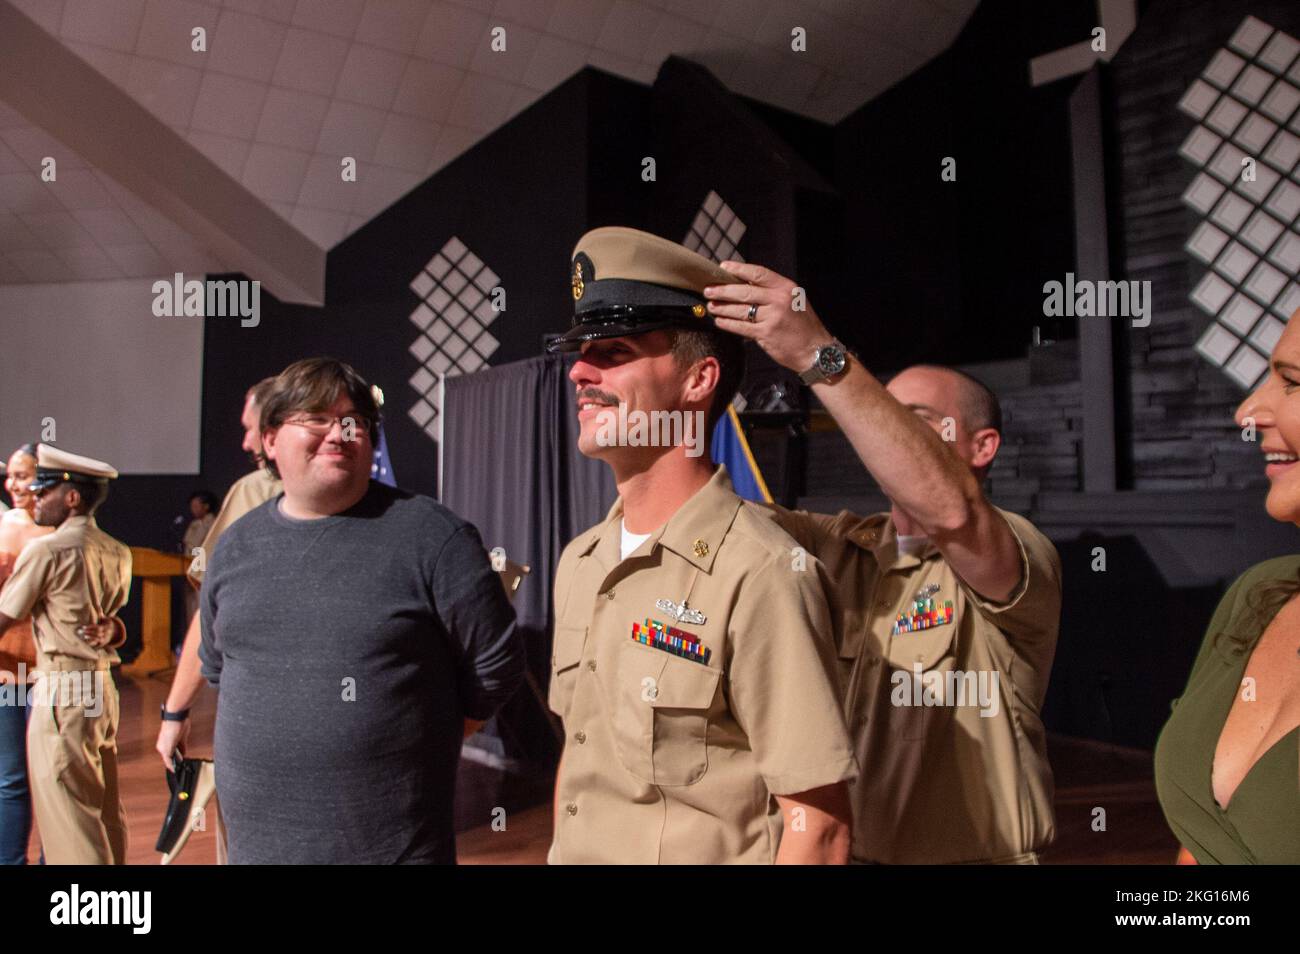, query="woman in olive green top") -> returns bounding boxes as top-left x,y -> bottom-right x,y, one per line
1155,318 -> 1300,864
1154,557 -> 1300,863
